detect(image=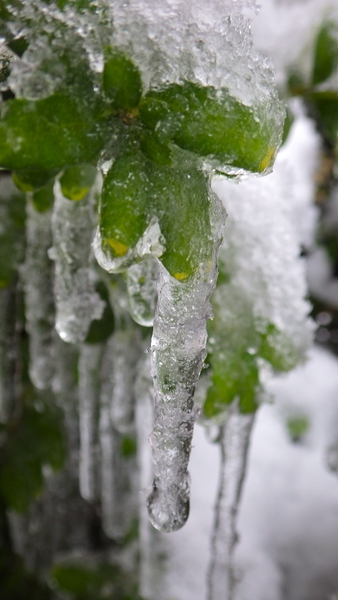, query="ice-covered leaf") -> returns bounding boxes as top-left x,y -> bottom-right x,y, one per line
96,135 -> 213,280
12,169 -> 57,192
139,81 -> 279,174
59,164 -> 97,201
31,180 -> 55,213
102,46 -> 142,110
0,93 -> 112,171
